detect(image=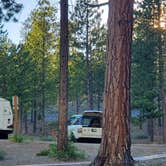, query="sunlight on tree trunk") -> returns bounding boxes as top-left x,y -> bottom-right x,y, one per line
91,0 -> 134,165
